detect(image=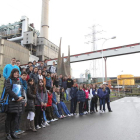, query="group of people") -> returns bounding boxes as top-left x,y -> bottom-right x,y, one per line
2,58 -> 112,140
